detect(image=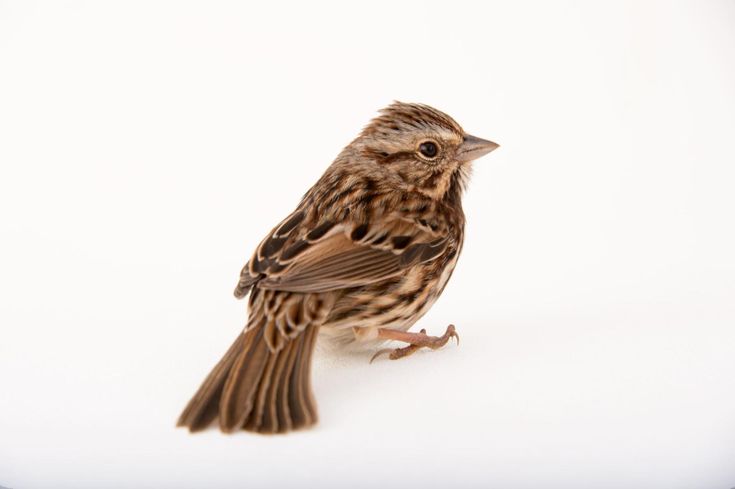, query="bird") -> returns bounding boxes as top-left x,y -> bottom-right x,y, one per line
177,102 -> 499,434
